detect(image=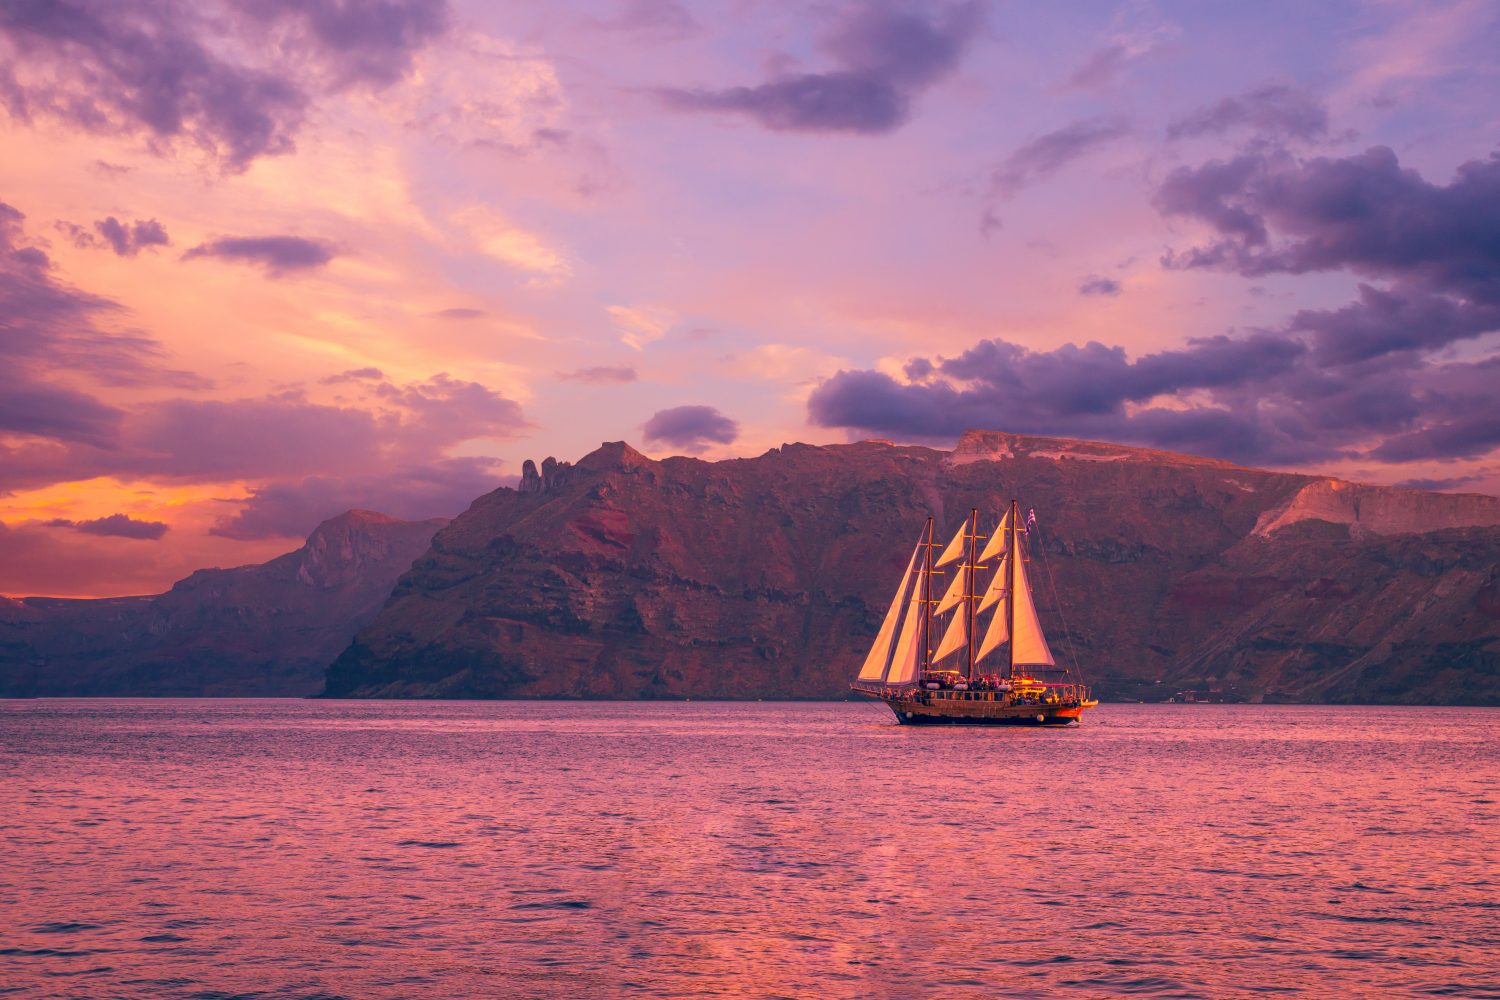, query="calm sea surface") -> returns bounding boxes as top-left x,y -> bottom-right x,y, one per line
1,700 -> 1496,999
